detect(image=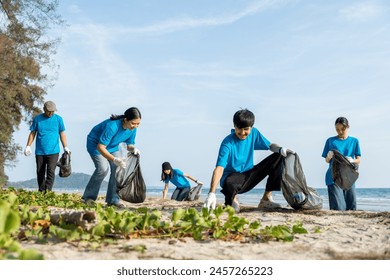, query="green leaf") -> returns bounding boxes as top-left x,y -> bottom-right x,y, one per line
292,222 -> 308,234
18,249 -> 44,260
92,222 -> 111,237
201,207 -> 210,218
4,211 -> 21,234
193,228 -> 204,240
0,201 -> 20,234
249,220 -> 261,230
213,228 -> 226,239
172,208 -> 186,223
213,205 -> 224,218
224,206 -> 235,217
